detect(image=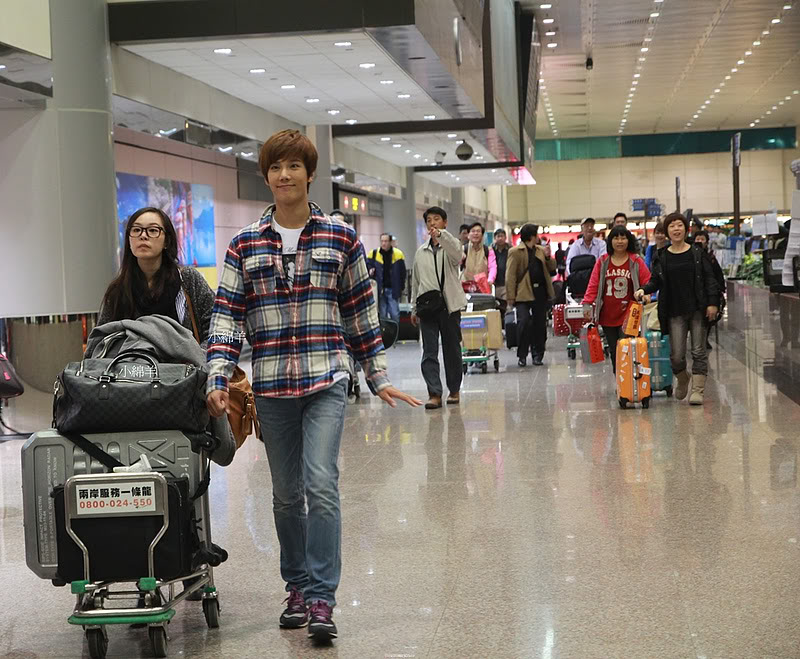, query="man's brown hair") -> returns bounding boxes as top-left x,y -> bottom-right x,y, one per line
259,129 -> 318,180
